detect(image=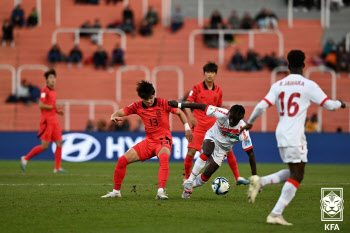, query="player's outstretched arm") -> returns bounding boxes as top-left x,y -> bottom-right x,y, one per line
110,109 -> 126,123
240,100 -> 270,134
184,100 -> 198,128
168,100 -> 207,111
322,99 -> 346,111
174,108 -> 194,143
245,148 -> 257,176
